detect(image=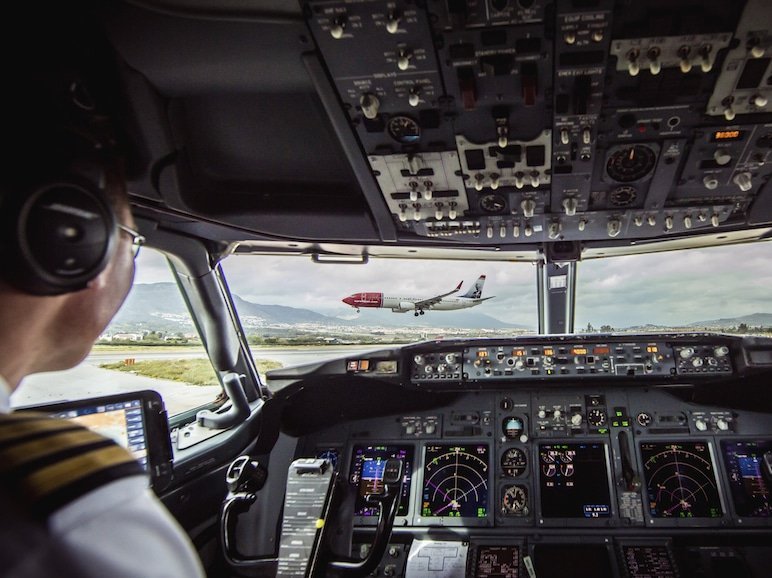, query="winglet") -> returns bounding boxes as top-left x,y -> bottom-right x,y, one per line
454,281 -> 463,292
